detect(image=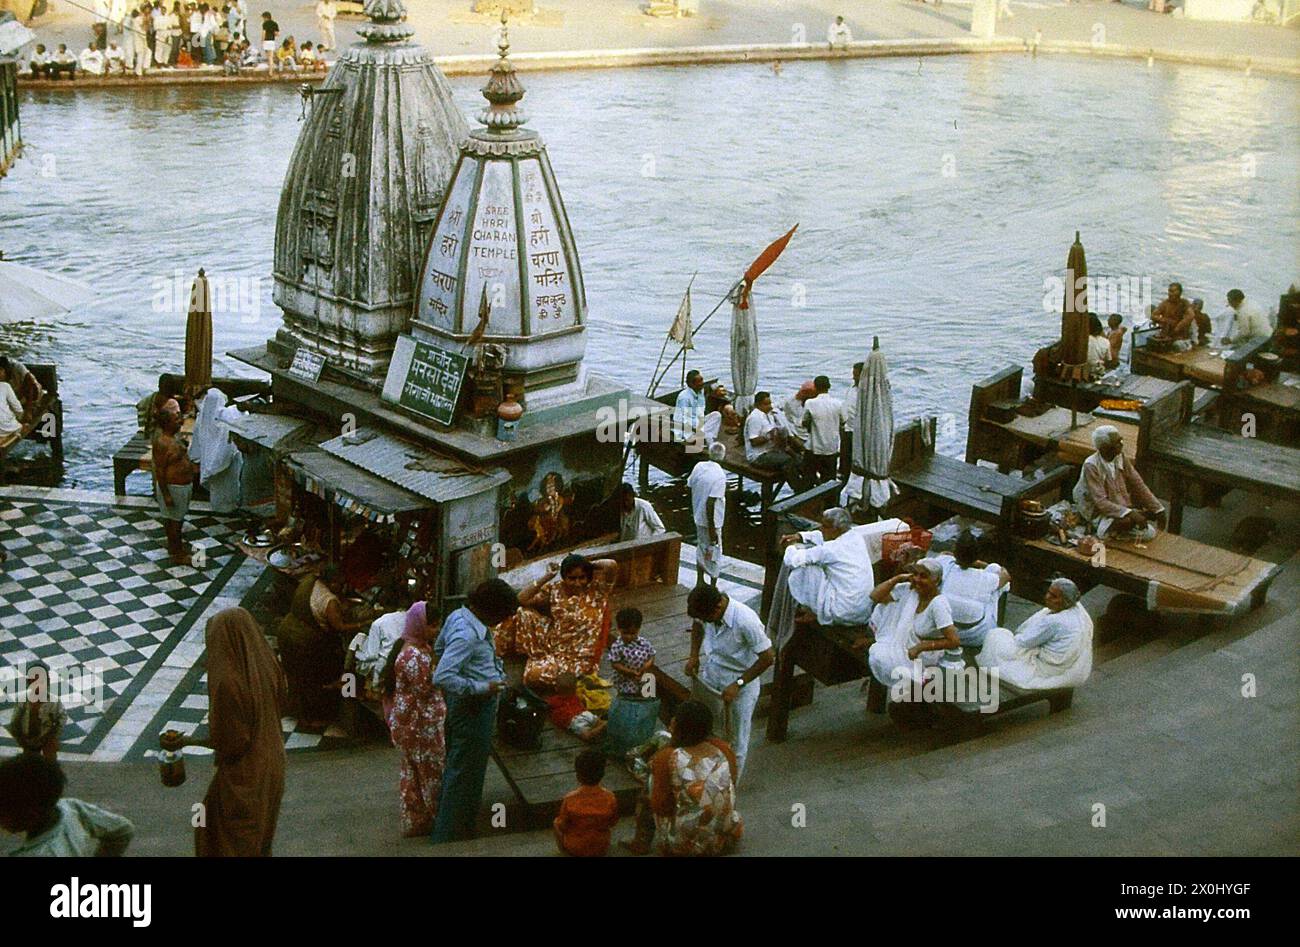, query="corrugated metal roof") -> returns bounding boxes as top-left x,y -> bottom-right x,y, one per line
226,412 -> 317,452
318,428 -> 509,504
287,449 -> 428,515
